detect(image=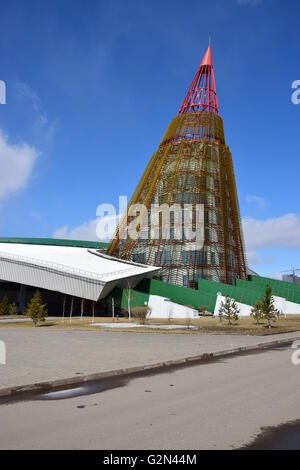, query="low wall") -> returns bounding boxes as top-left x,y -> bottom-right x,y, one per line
148,295 -> 199,319
213,293 -> 300,317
